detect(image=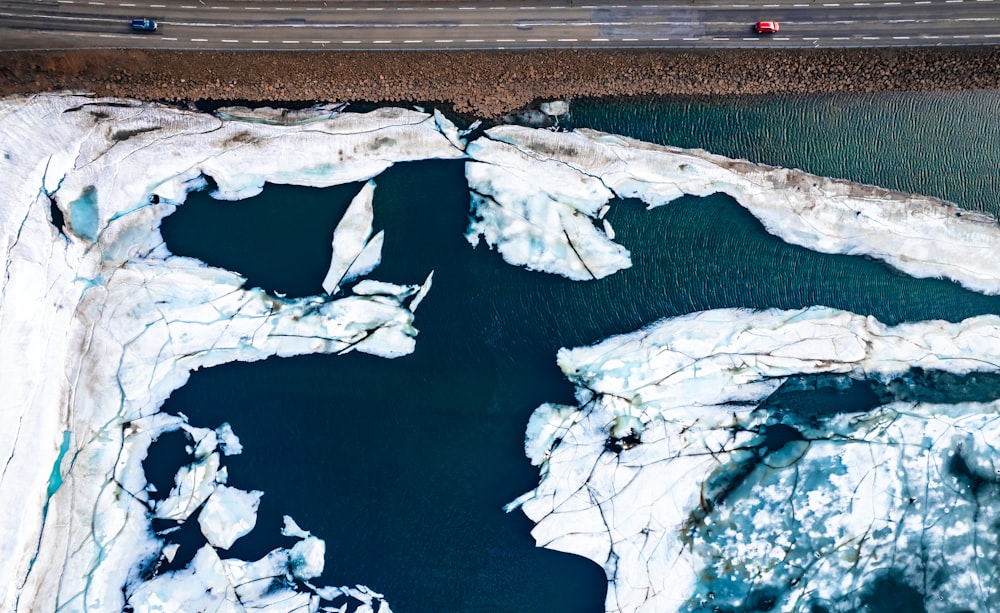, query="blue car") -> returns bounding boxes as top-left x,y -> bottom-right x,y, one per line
130,18 -> 157,31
